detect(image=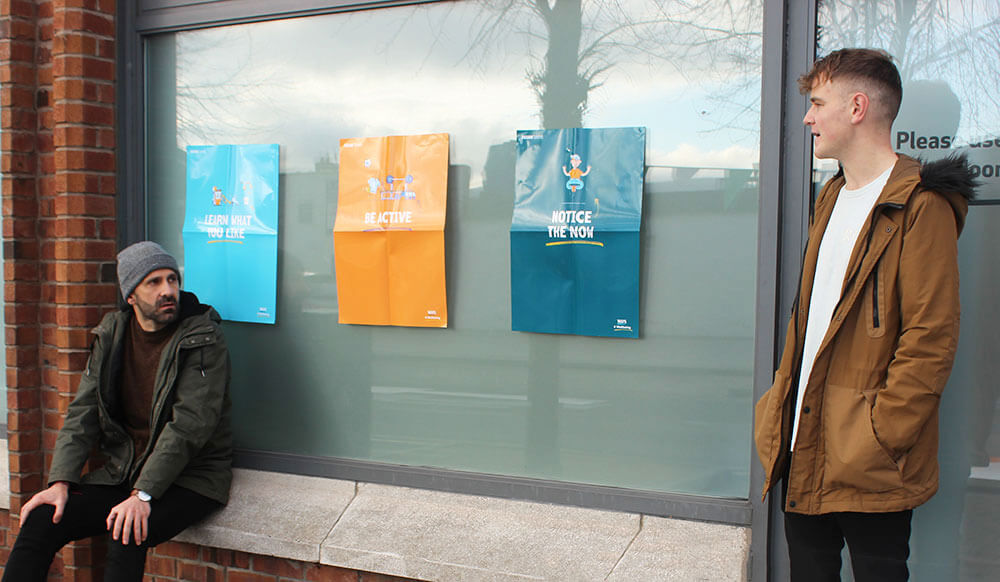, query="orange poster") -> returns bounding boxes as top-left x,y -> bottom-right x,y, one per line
333,133 -> 449,327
